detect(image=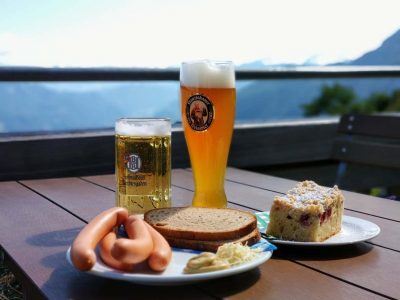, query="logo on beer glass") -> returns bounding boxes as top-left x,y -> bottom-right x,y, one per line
125,154 -> 142,173
186,94 -> 214,131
